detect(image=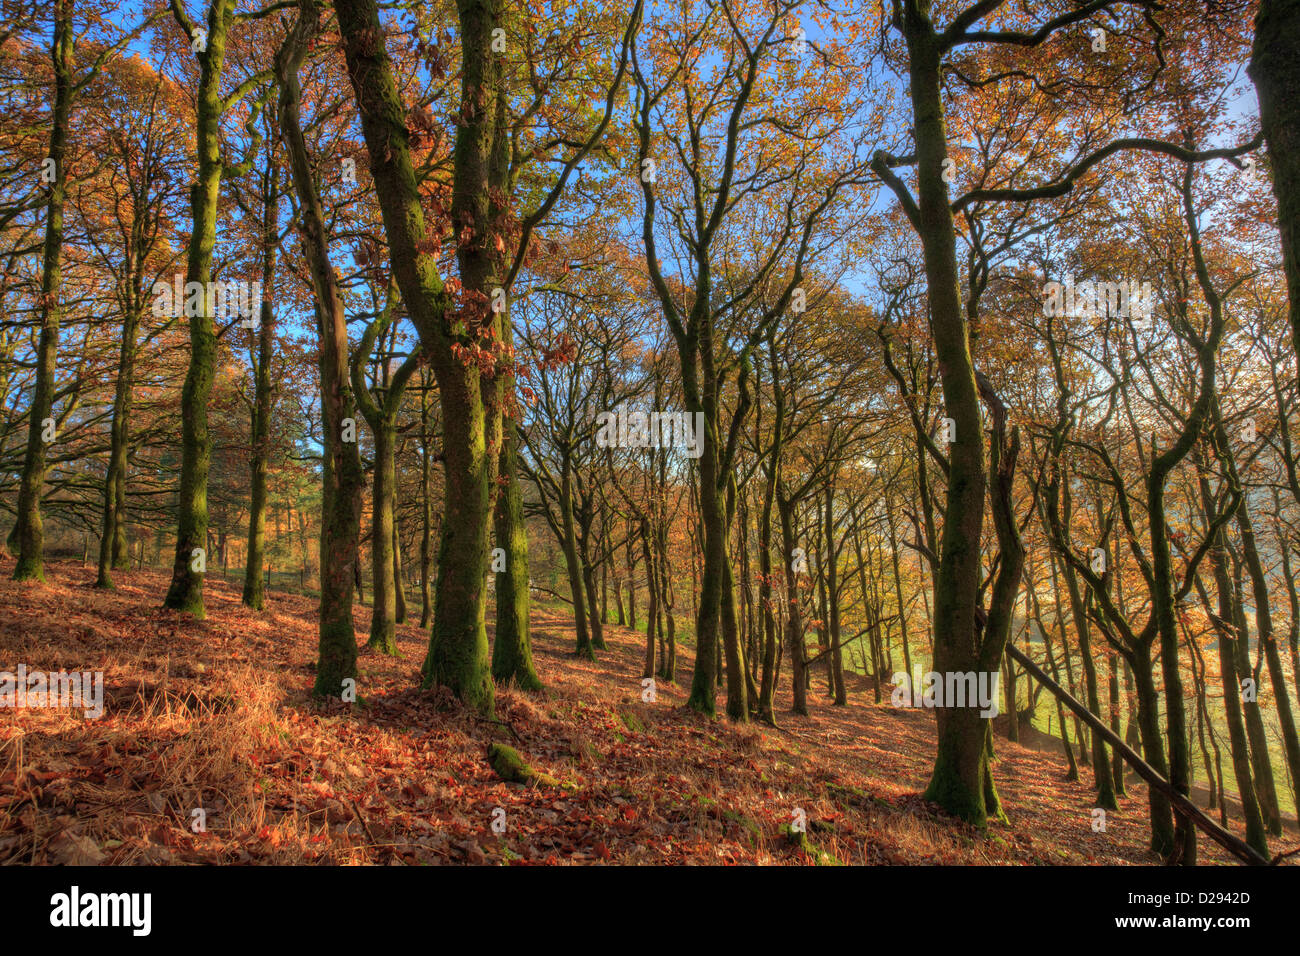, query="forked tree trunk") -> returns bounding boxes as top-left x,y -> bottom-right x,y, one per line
335,0 -> 495,716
